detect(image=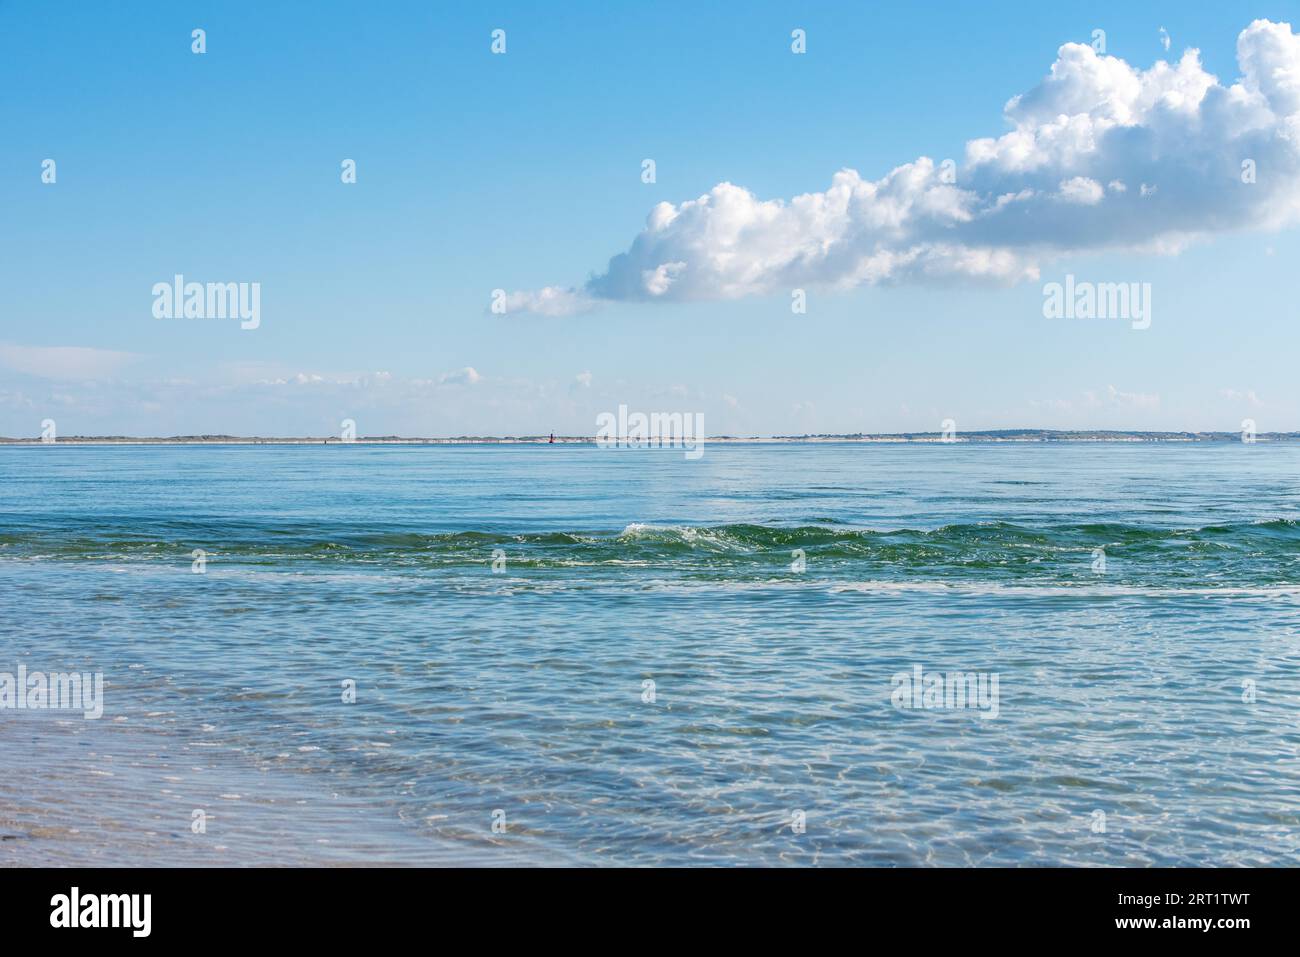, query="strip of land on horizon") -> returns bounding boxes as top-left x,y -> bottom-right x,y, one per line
2,430 -> 1295,445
